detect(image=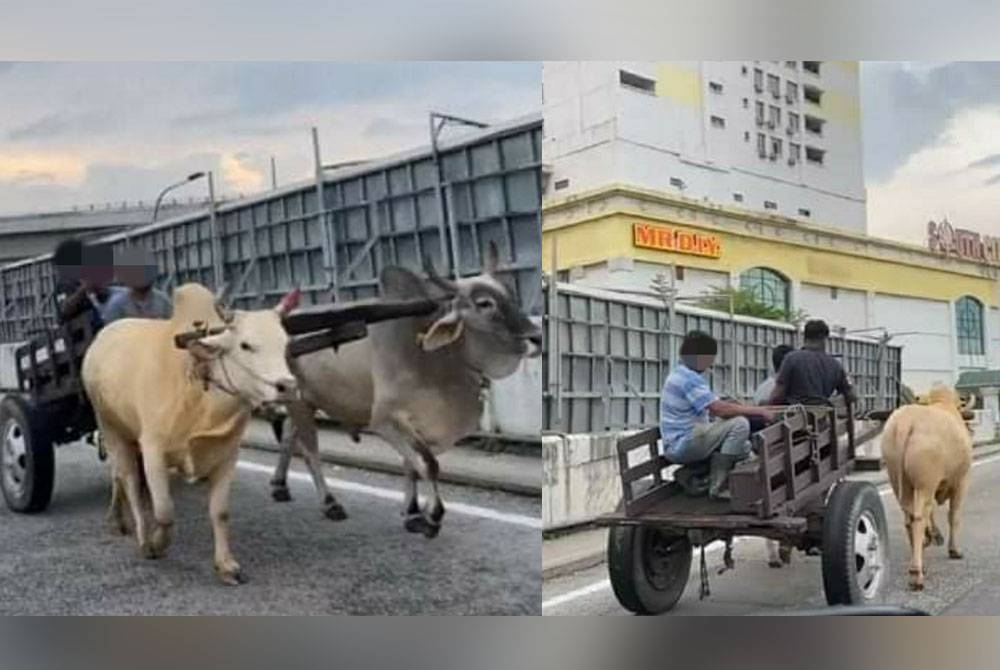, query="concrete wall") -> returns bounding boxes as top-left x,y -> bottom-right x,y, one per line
0,342 -> 20,390
483,357 -> 542,438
